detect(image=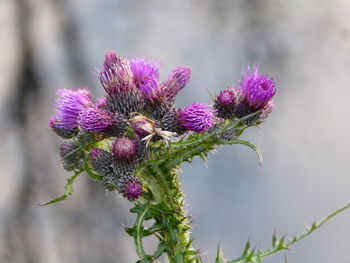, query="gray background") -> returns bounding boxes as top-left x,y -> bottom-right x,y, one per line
1,0 -> 350,262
